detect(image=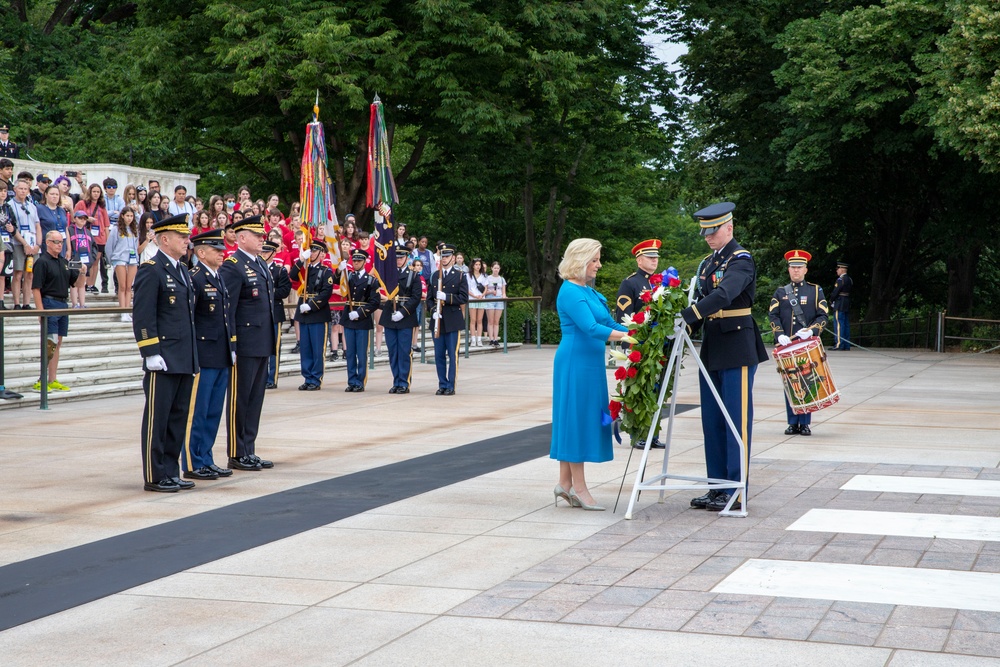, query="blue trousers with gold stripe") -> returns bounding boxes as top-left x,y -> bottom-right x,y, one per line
184,367 -> 228,471
433,329 -> 459,391
140,371 -> 195,484
834,310 -> 851,350
344,328 -> 369,388
299,322 -> 327,386
385,327 -> 414,388
699,364 -> 756,496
